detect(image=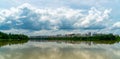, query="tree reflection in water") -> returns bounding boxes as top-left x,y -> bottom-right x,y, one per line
0,39 -> 119,47
30,40 -> 120,45
0,40 -> 120,59
0,40 -> 28,47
